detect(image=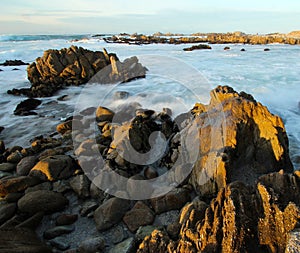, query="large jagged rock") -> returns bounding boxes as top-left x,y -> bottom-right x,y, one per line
8,46 -> 146,97
137,172 -> 300,253
188,85 -> 293,197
